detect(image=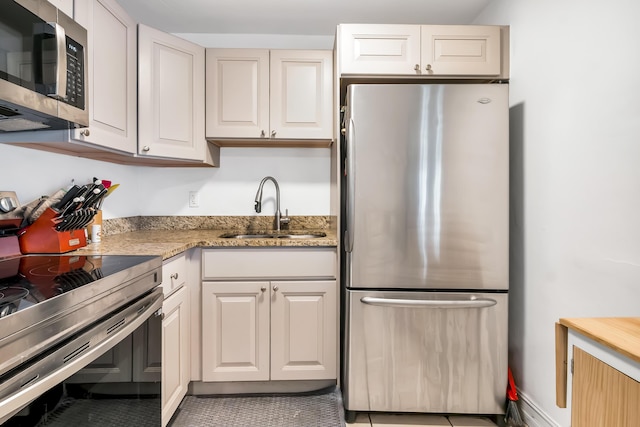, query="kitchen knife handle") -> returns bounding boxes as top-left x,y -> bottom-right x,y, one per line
55,185 -> 81,211
360,297 -> 498,309
345,117 -> 355,253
